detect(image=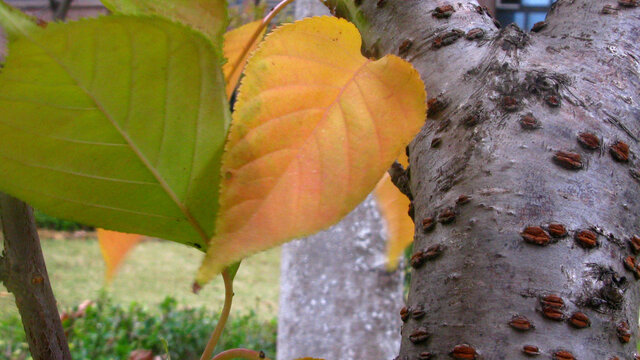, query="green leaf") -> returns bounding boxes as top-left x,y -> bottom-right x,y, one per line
0,0 -> 40,40
101,0 -> 228,52
0,16 -> 230,248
